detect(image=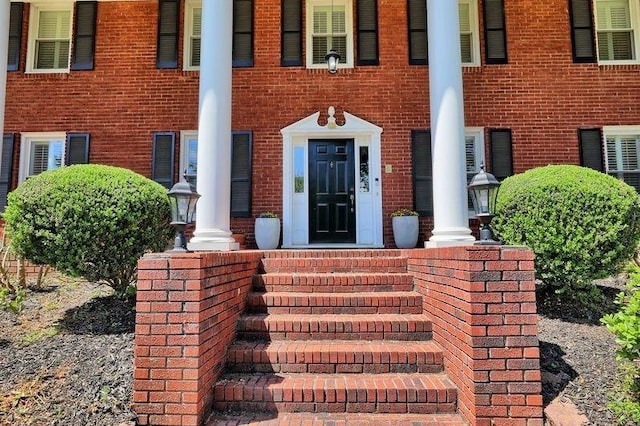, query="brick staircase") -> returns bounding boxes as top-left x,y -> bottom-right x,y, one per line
208,250 -> 468,425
